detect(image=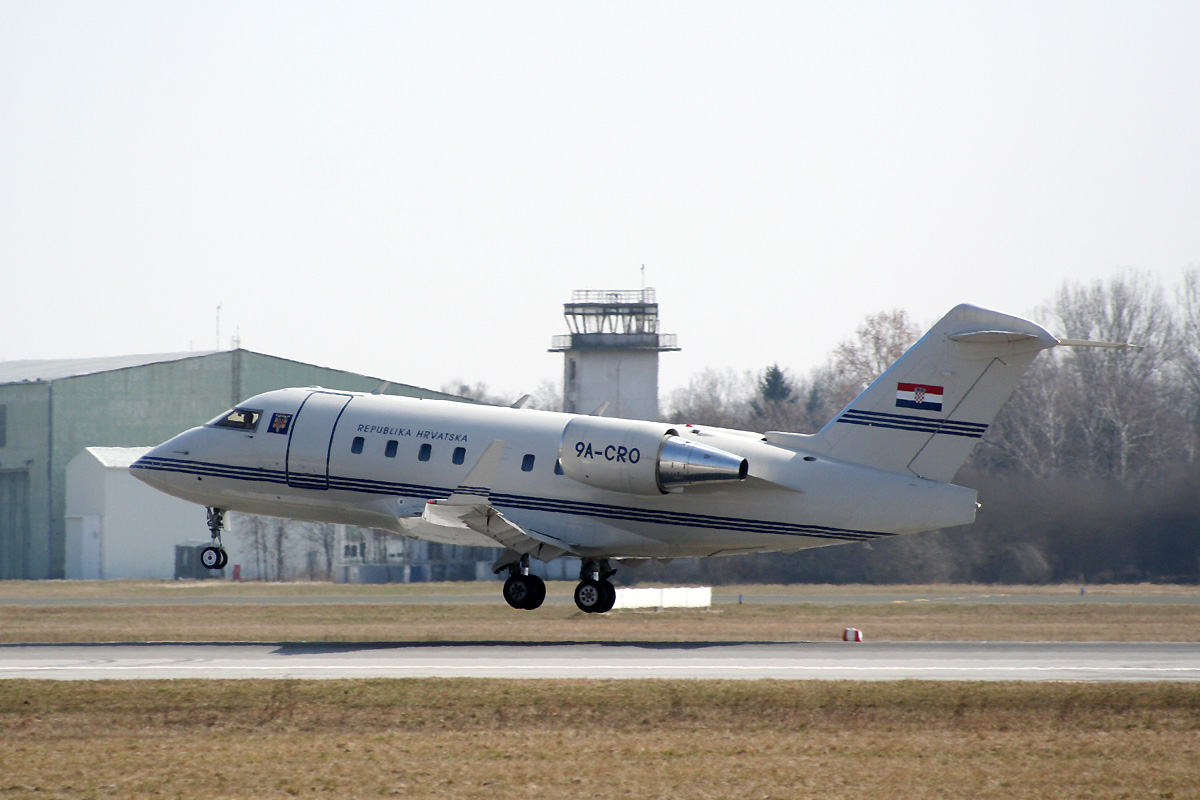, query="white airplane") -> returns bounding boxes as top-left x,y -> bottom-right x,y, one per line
131,304 -> 1115,613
